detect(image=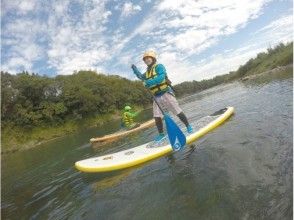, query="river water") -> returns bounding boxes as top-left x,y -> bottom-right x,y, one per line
2,68 -> 293,220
